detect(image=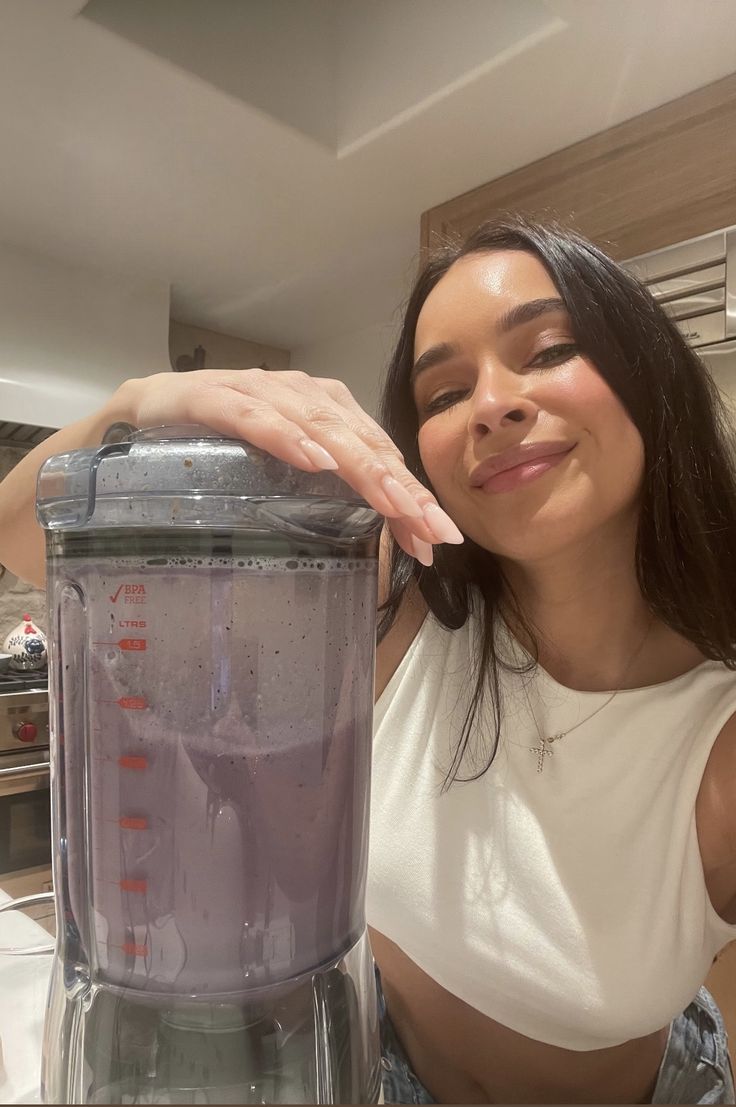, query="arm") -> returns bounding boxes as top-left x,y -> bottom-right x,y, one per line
0,381 -> 140,589
1,368 -> 460,591
696,712 -> 736,924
